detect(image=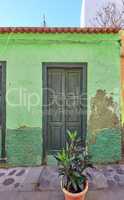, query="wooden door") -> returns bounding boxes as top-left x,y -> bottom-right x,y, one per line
47,69 -> 65,153
65,69 -> 83,137
47,67 -> 85,154
0,62 -> 6,160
